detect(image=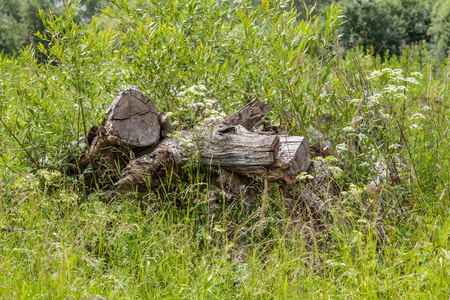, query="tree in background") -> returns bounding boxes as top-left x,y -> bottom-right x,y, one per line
428,0 -> 450,54
0,0 -> 104,55
338,0 -> 432,56
79,0 -> 106,22
398,0 -> 432,46
0,0 -> 28,55
250,0 -> 435,56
